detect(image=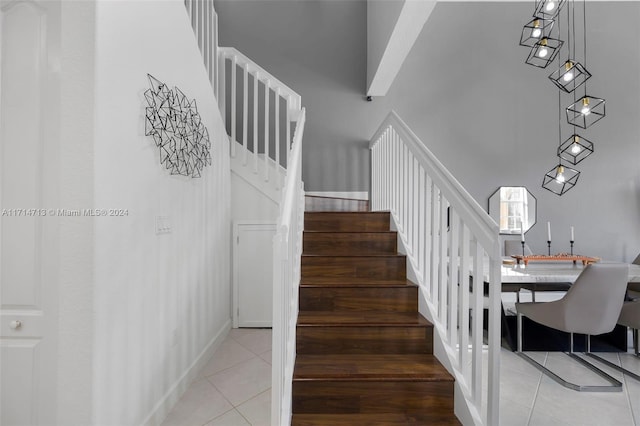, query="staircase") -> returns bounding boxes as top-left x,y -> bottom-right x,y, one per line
291,210 -> 461,425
